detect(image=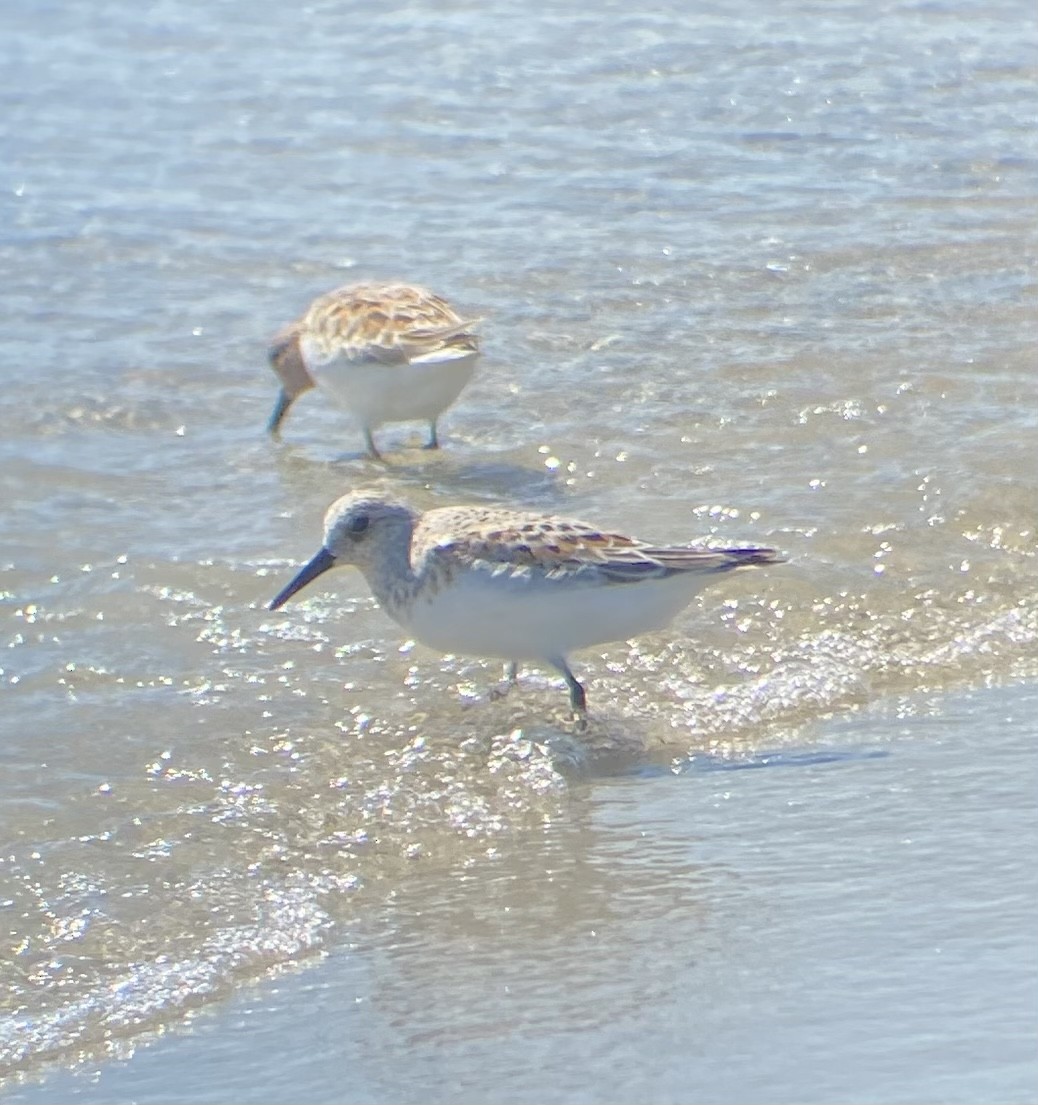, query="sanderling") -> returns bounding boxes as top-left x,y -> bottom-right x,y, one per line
268,491 -> 785,715
267,282 -> 480,458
